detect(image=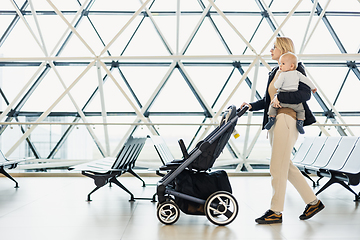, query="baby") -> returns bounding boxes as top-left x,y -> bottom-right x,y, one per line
264,52 -> 317,134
